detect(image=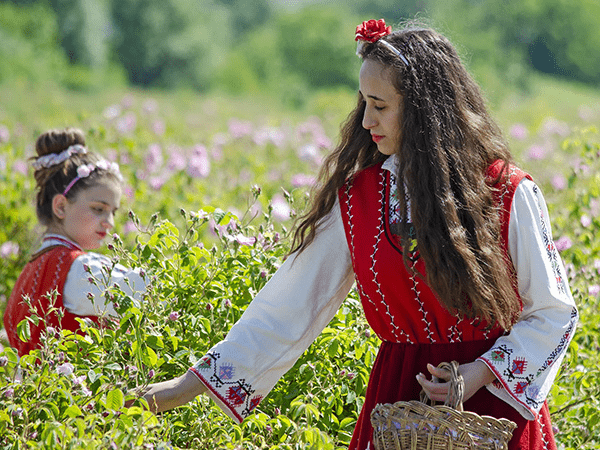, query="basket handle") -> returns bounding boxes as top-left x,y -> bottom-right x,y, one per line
419,360 -> 465,411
